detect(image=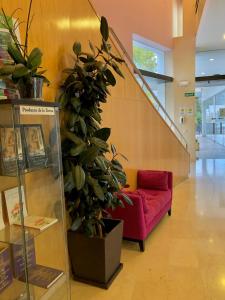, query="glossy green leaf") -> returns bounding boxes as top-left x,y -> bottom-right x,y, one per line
64,172 -> 75,193
71,97 -> 81,112
90,137 -> 108,151
7,44 -> 26,64
73,42 -> 81,55
71,217 -> 82,231
59,92 -> 69,107
79,146 -> 99,164
100,16 -> 109,41
111,62 -> 124,78
119,193 -> 133,206
72,165 -> 85,190
79,117 -> 87,136
87,176 -> 105,200
68,113 -> 79,127
13,64 -> 30,78
27,48 -> 43,70
95,156 -> 107,172
112,171 -> 126,186
94,128 -> 111,141
111,144 -> 117,155
70,143 -> 86,156
105,69 -> 116,86
64,131 -> 83,145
